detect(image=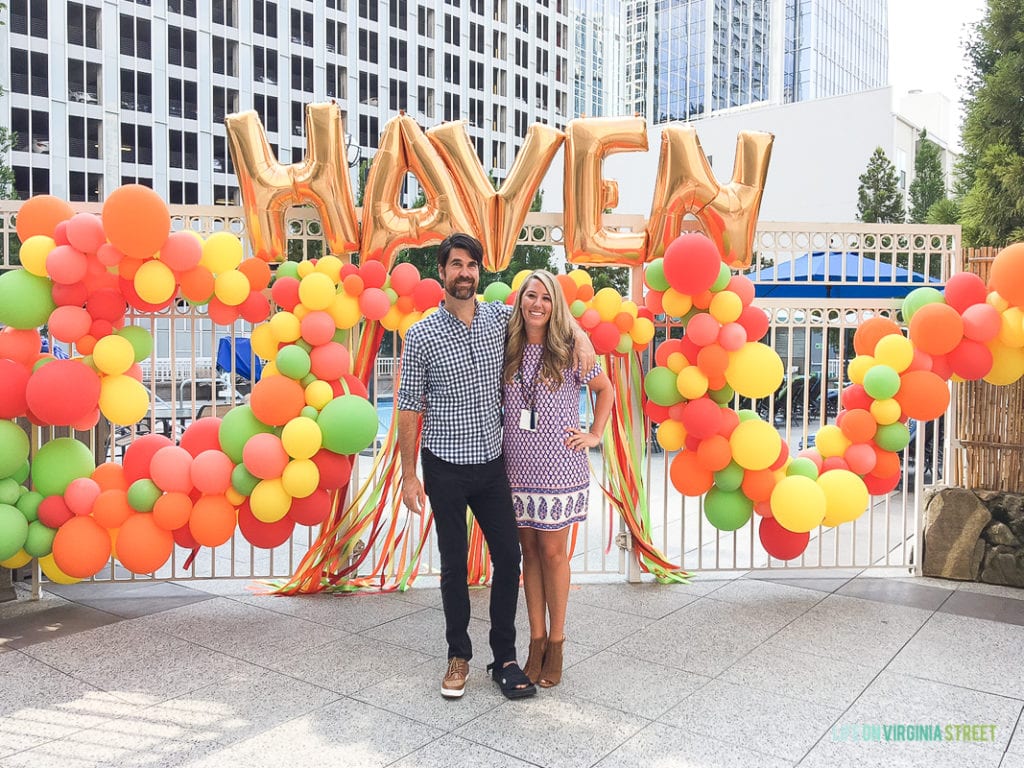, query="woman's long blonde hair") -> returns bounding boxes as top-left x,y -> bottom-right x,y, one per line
503,270 -> 575,389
